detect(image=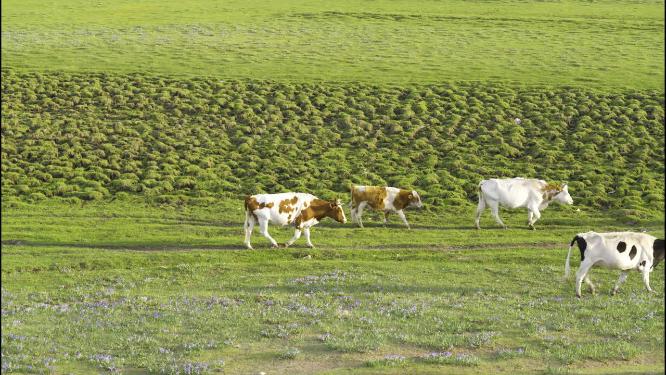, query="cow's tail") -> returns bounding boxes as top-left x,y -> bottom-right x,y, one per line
564,235 -> 579,278
243,196 -> 254,228
349,184 -> 356,209
477,181 -> 486,204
